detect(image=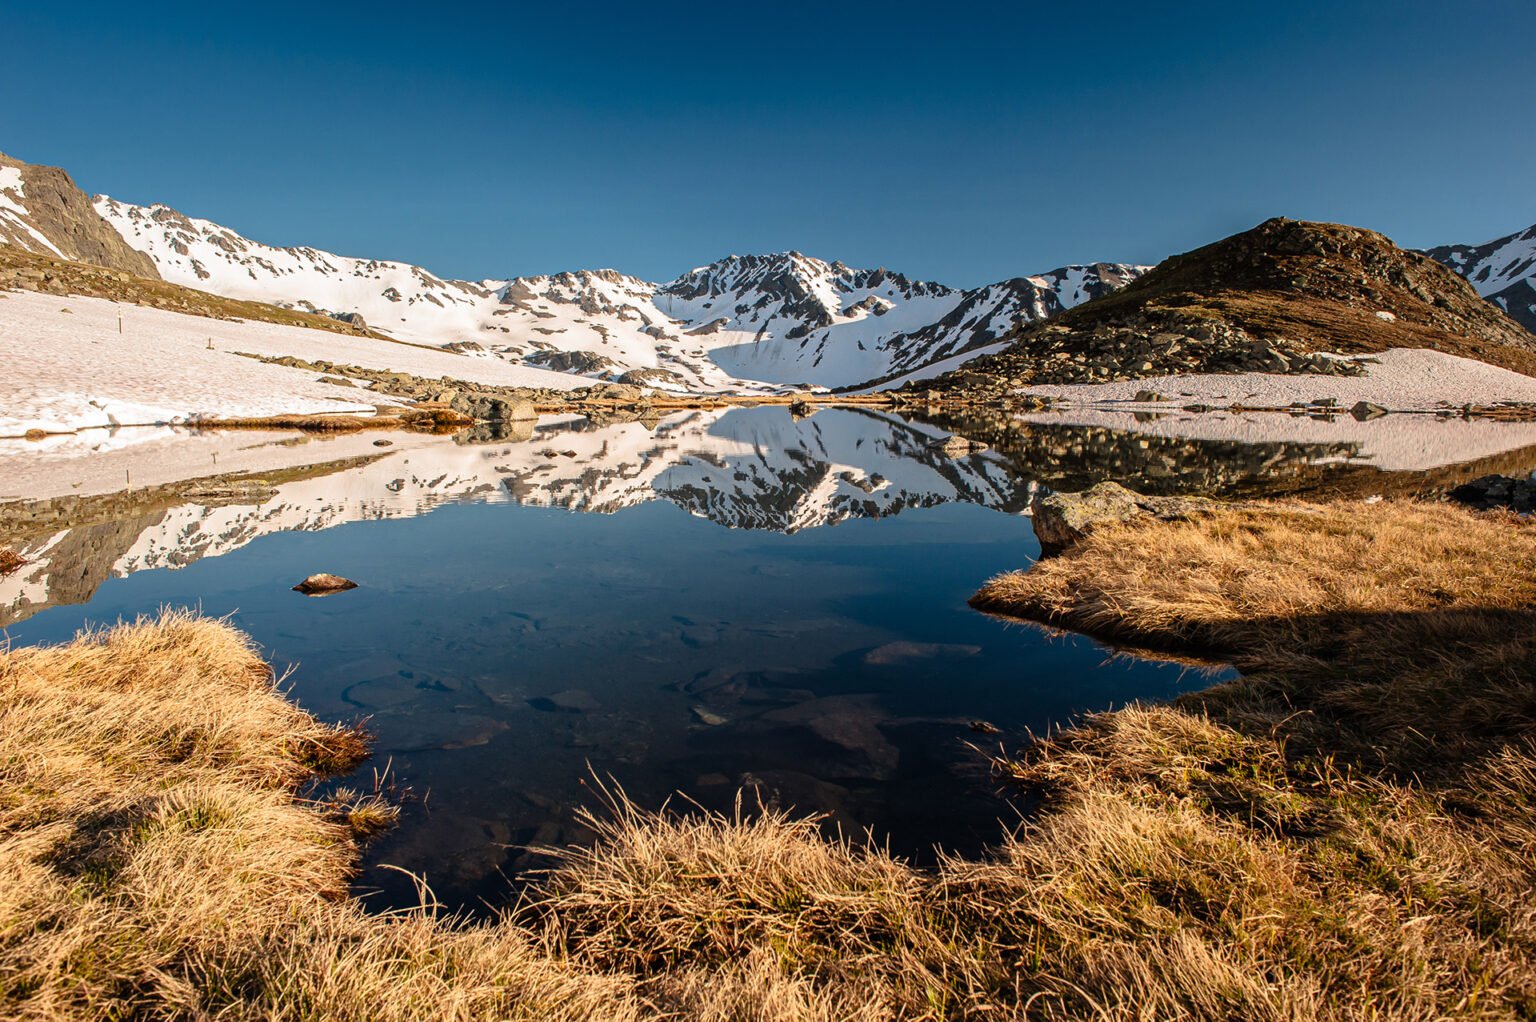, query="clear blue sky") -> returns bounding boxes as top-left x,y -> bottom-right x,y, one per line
5,1 -> 1531,286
